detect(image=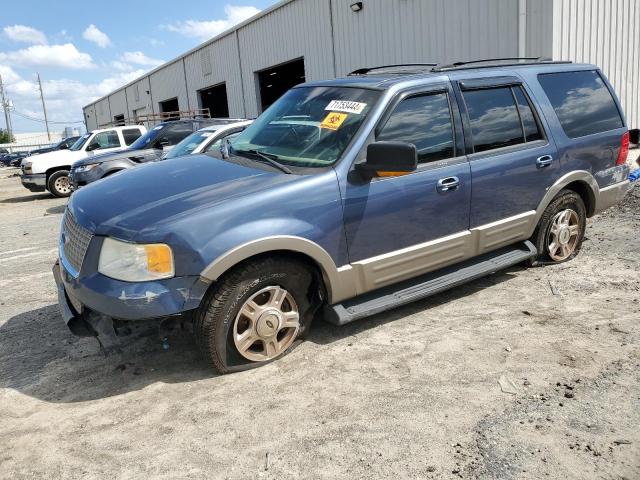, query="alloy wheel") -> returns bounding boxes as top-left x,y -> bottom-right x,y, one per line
547,208 -> 580,261
233,285 -> 300,362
